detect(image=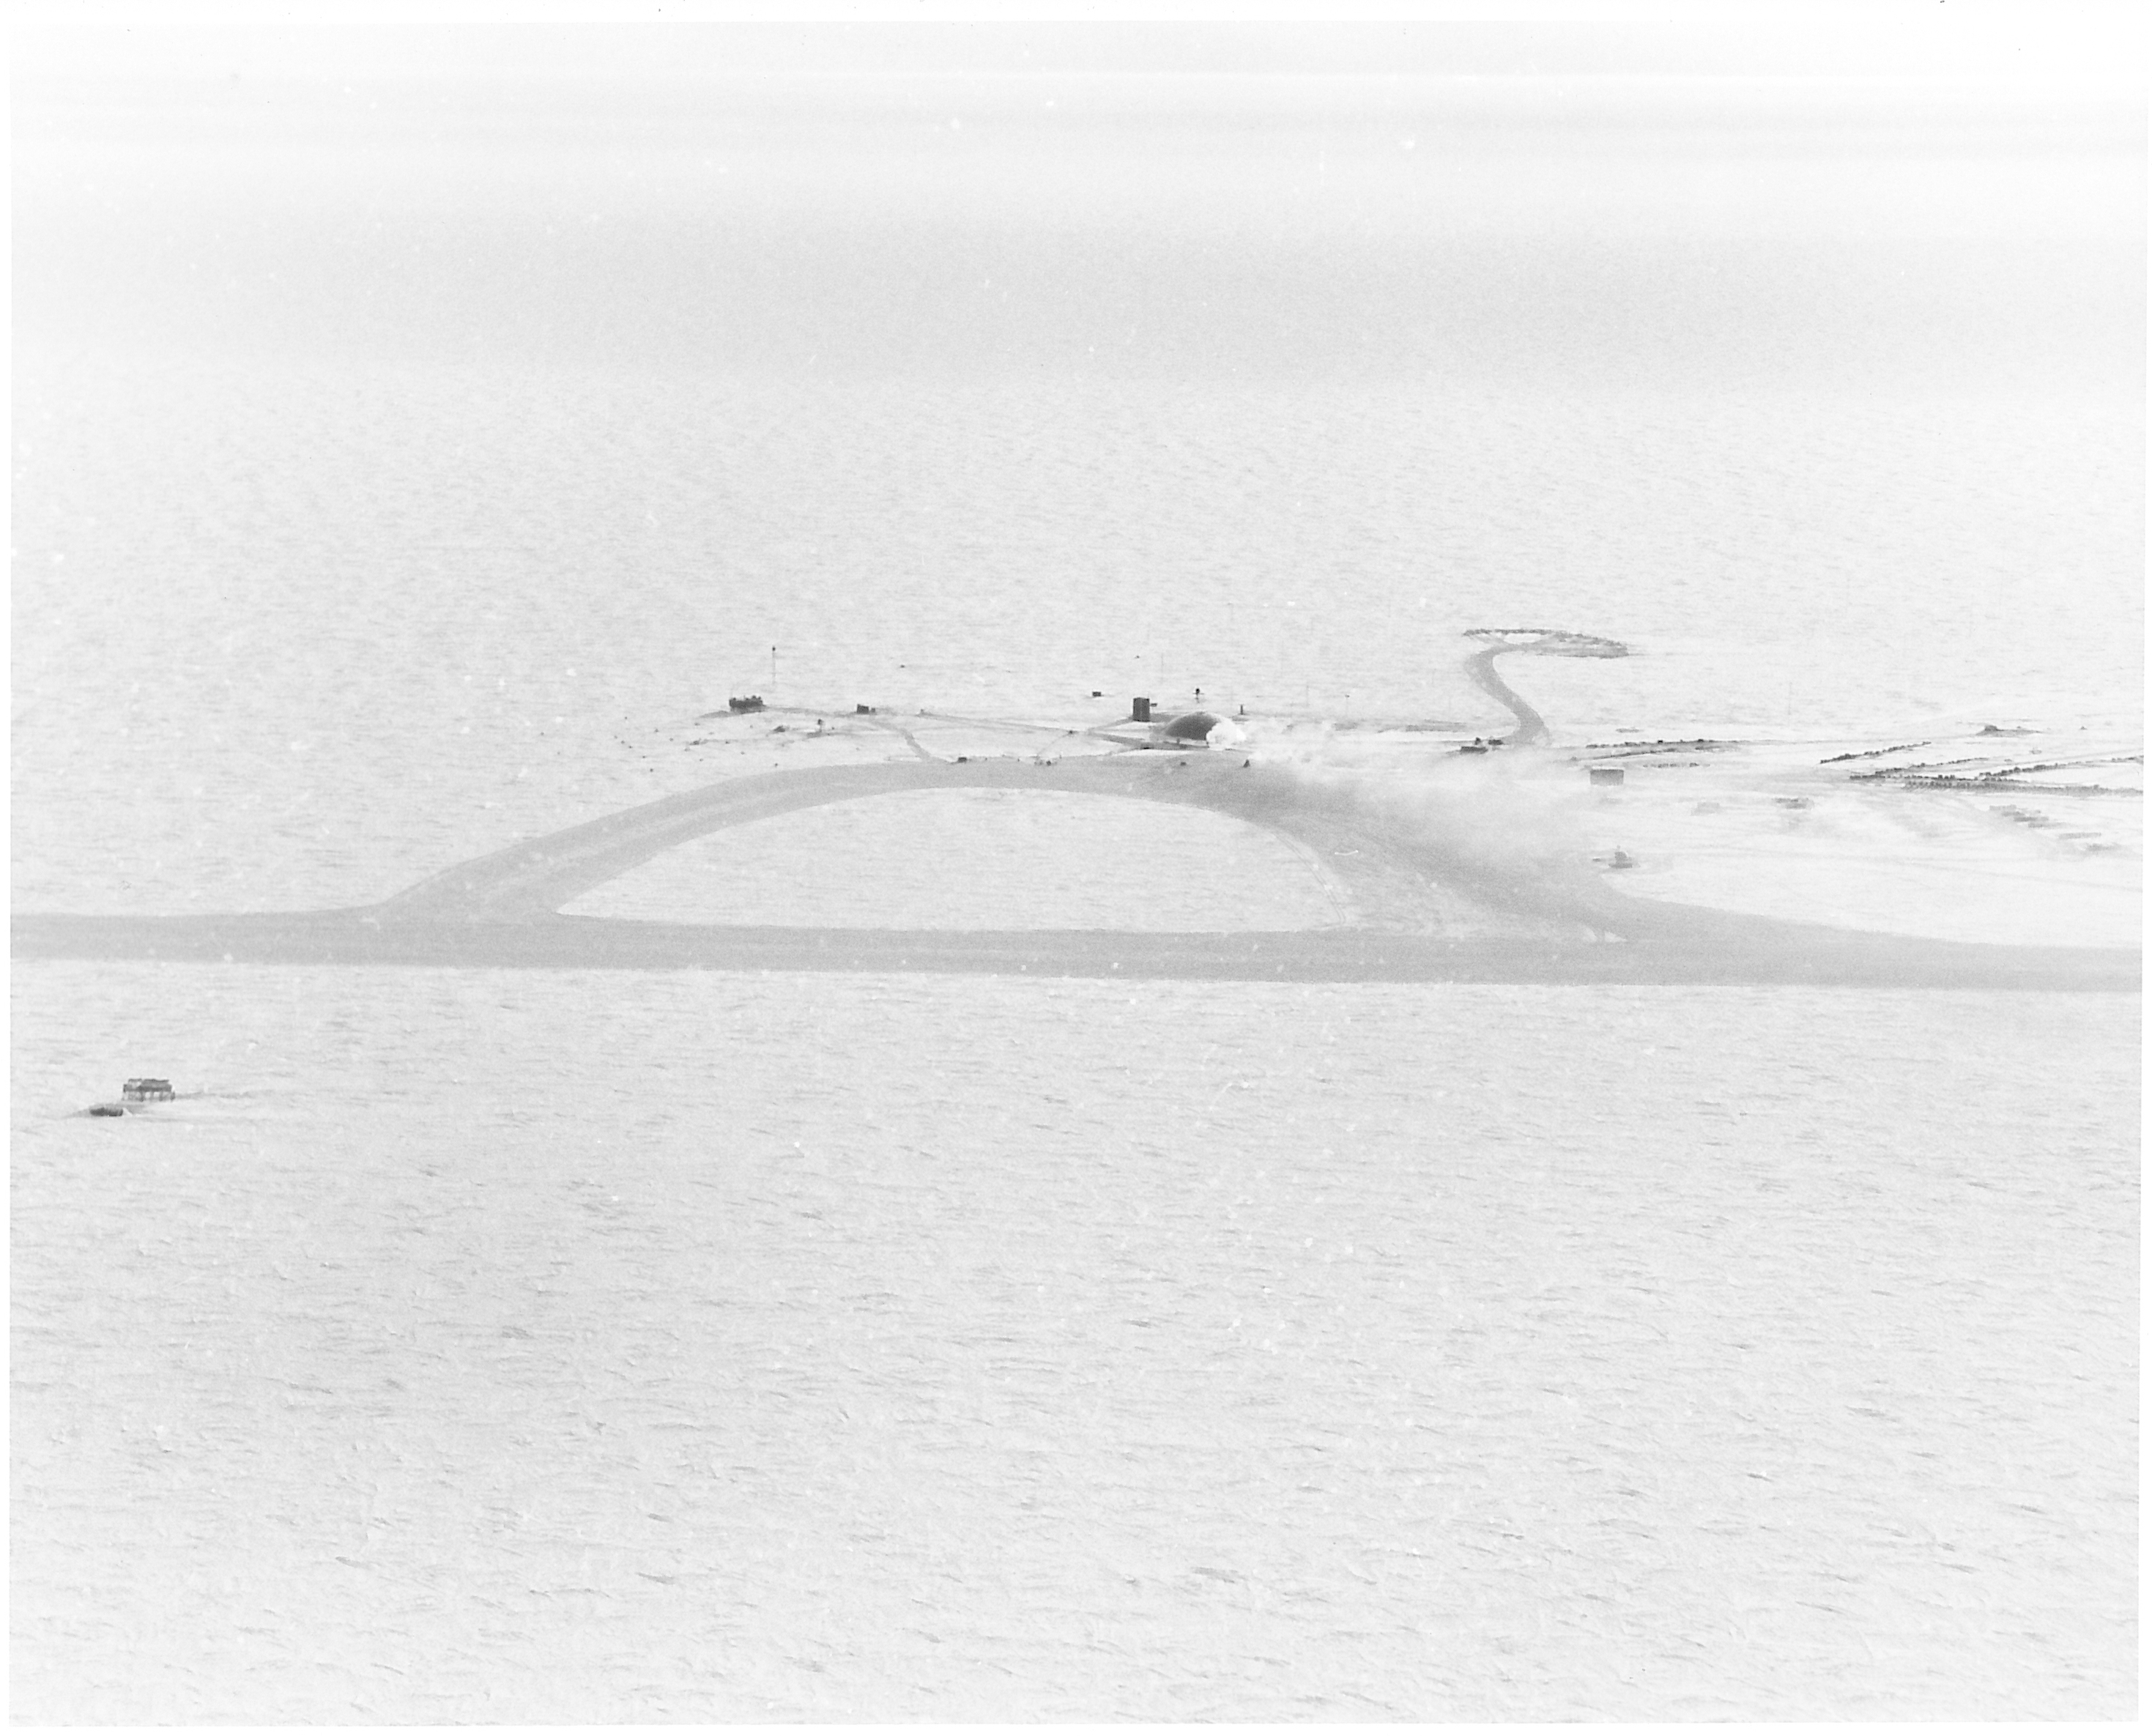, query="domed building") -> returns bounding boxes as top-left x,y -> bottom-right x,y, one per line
1157,710 -> 1246,748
